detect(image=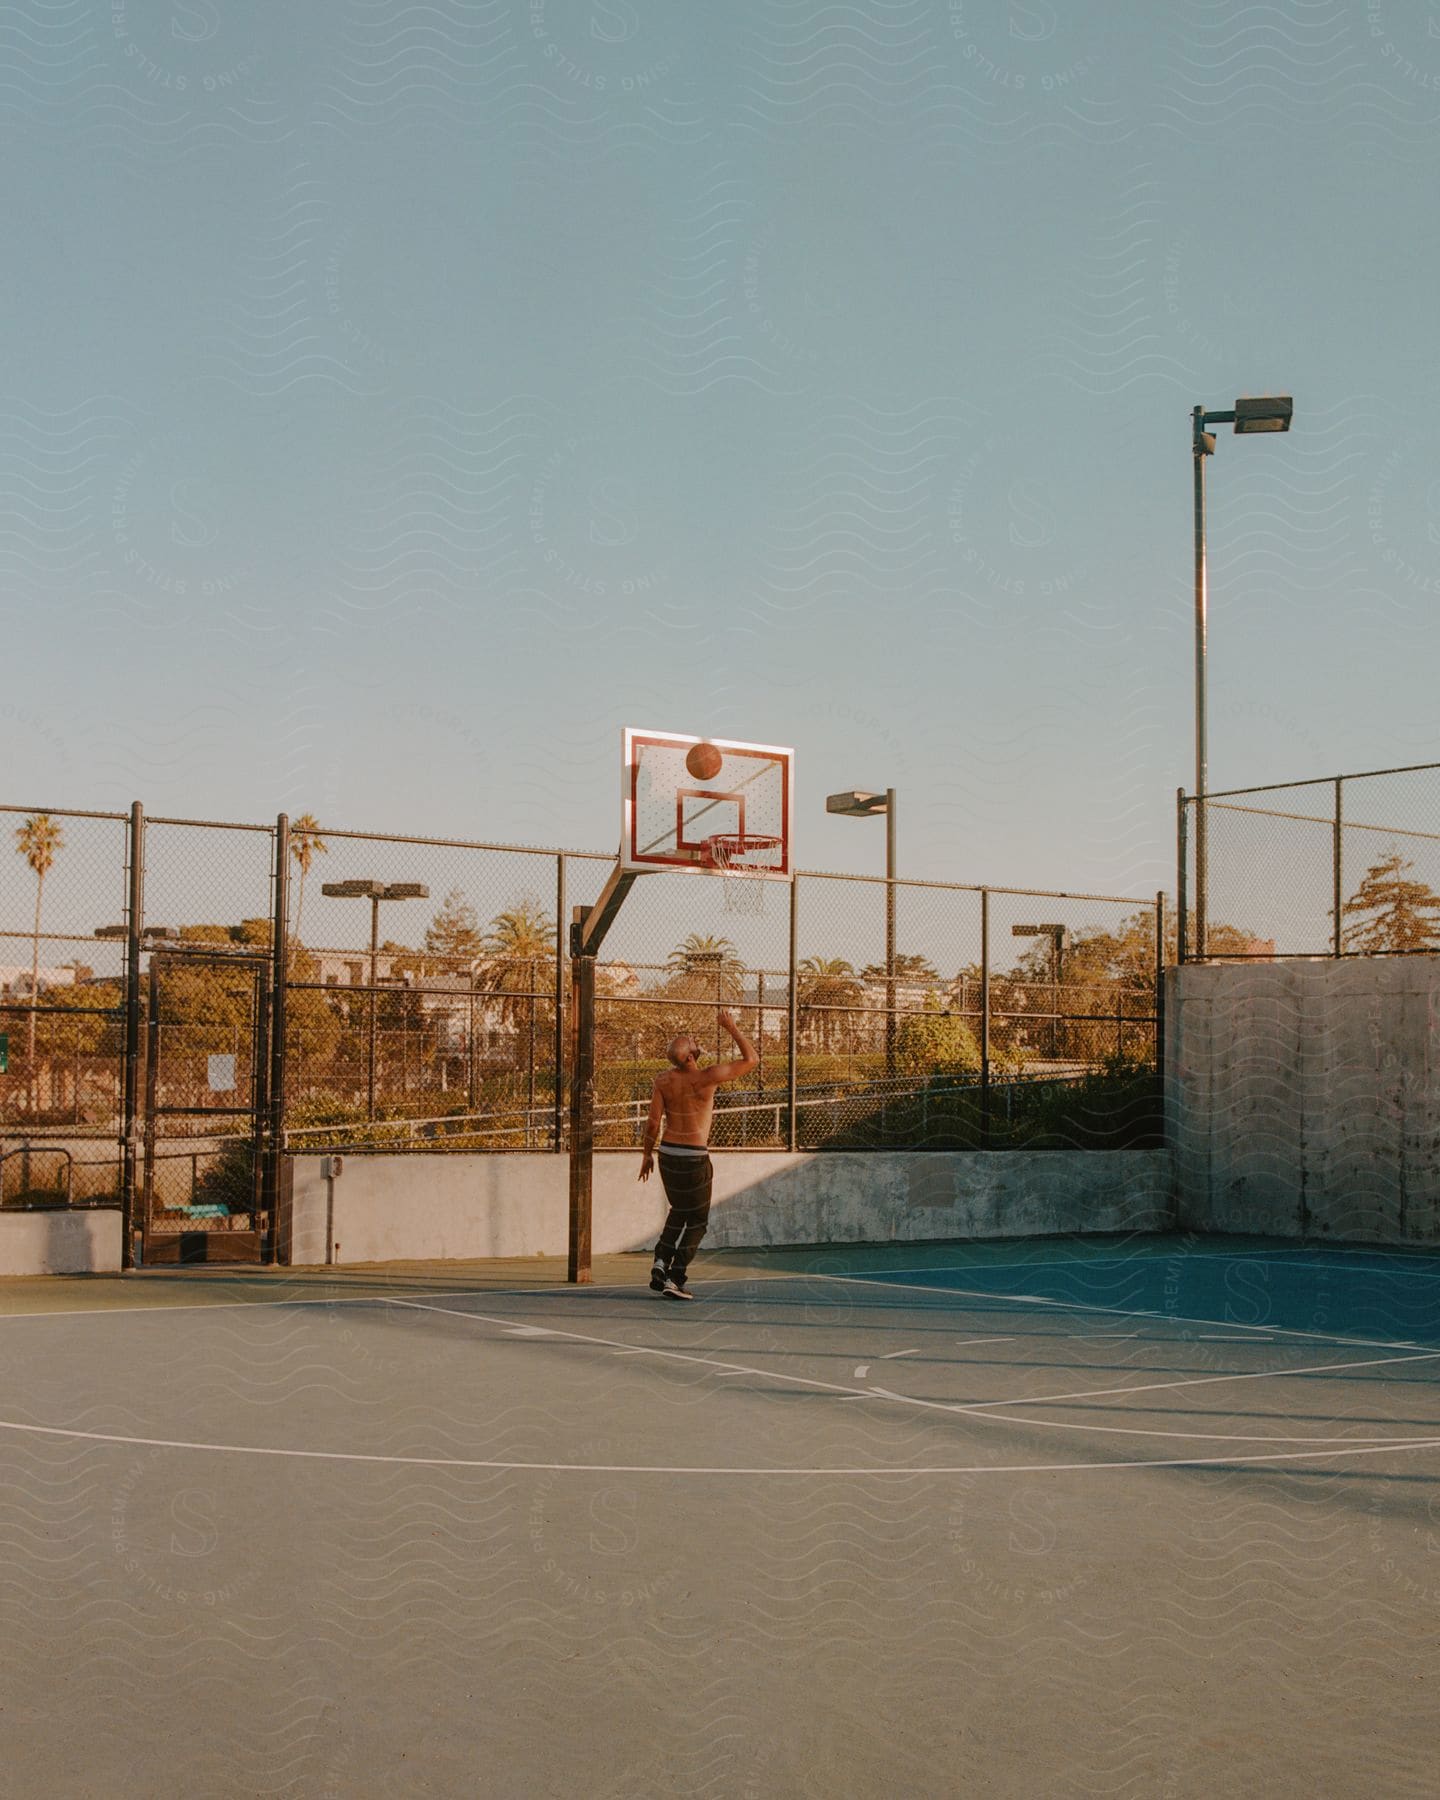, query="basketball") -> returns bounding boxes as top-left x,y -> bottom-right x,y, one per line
685,741 -> 723,781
